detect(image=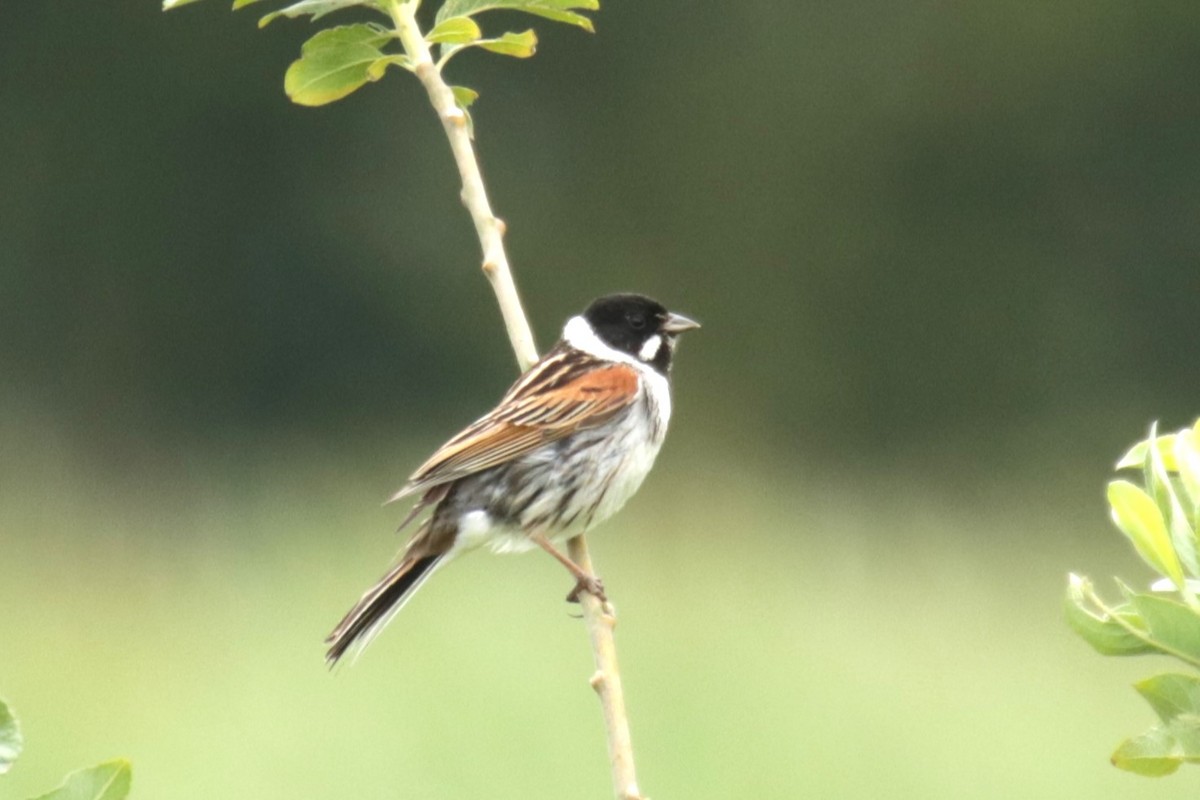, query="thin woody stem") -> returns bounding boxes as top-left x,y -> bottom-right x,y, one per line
388,4 -> 645,799
568,535 -> 644,800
